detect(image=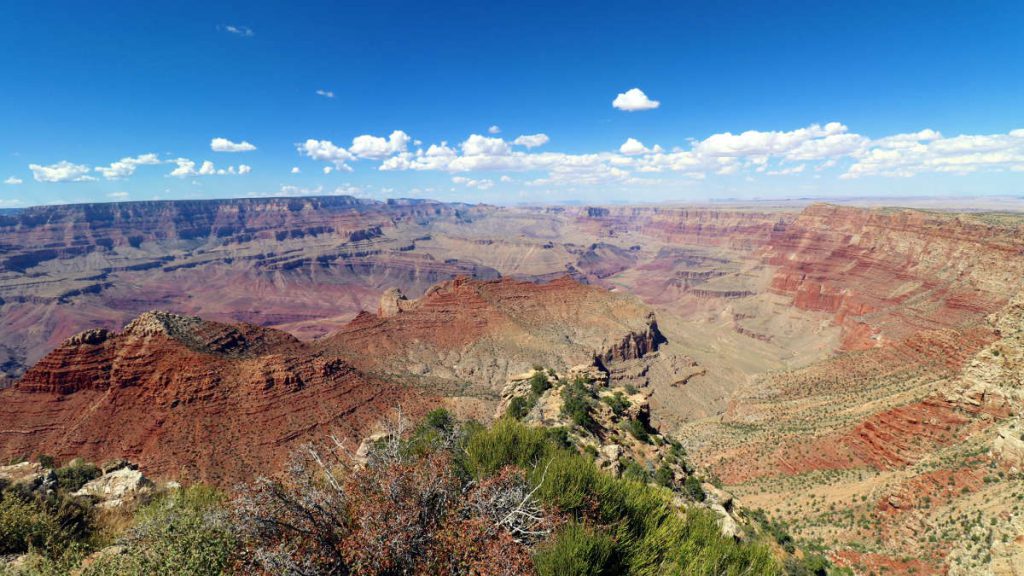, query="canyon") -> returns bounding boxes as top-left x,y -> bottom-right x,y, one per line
1,196 -> 1023,574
